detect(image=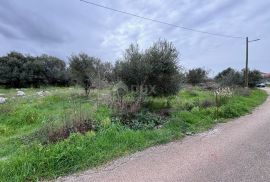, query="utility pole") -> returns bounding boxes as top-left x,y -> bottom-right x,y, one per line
245,37 -> 249,88
245,37 -> 260,88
